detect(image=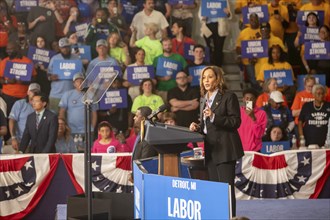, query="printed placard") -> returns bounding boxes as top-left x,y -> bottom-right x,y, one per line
201,0 -> 228,18
99,88 -> 128,109
87,65 -> 122,86
4,61 -> 33,81
156,57 -> 183,77
261,141 -> 290,154
264,69 -> 294,86
297,10 -> 324,26
27,46 -> 56,68
183,43 -> 210,63
241,39 -> 268,58
188,65 -> 206,86
126,65 -> 154,86
242,5 -> 269,24
297,74 -> 326,91
15,0 -> 38,12
298,26 -> 320,44
71,45 -> 92,61
75,23 -> 89,42
304,41 -> 330,60
168,0 -> 194,5
52,60 -> 83,80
